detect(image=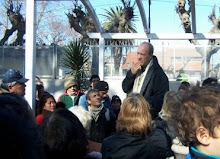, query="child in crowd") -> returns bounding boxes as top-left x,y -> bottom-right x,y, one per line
172,86 -> 220,159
